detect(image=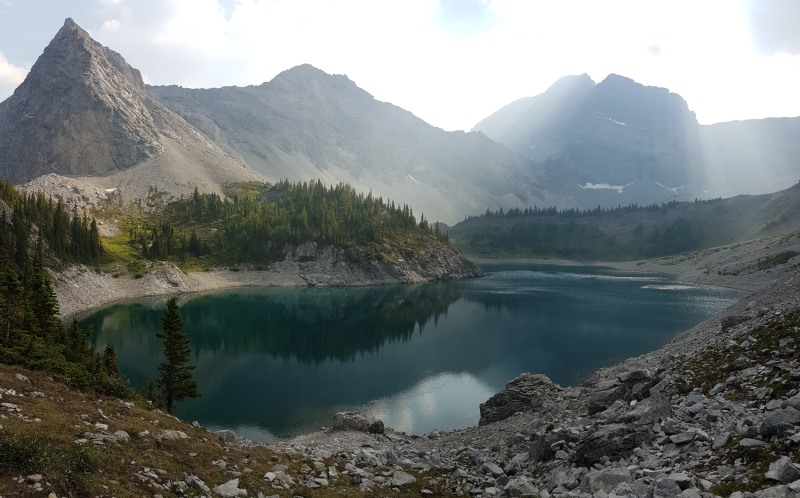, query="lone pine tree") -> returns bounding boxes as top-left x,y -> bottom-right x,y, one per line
156,297 -> 200,414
